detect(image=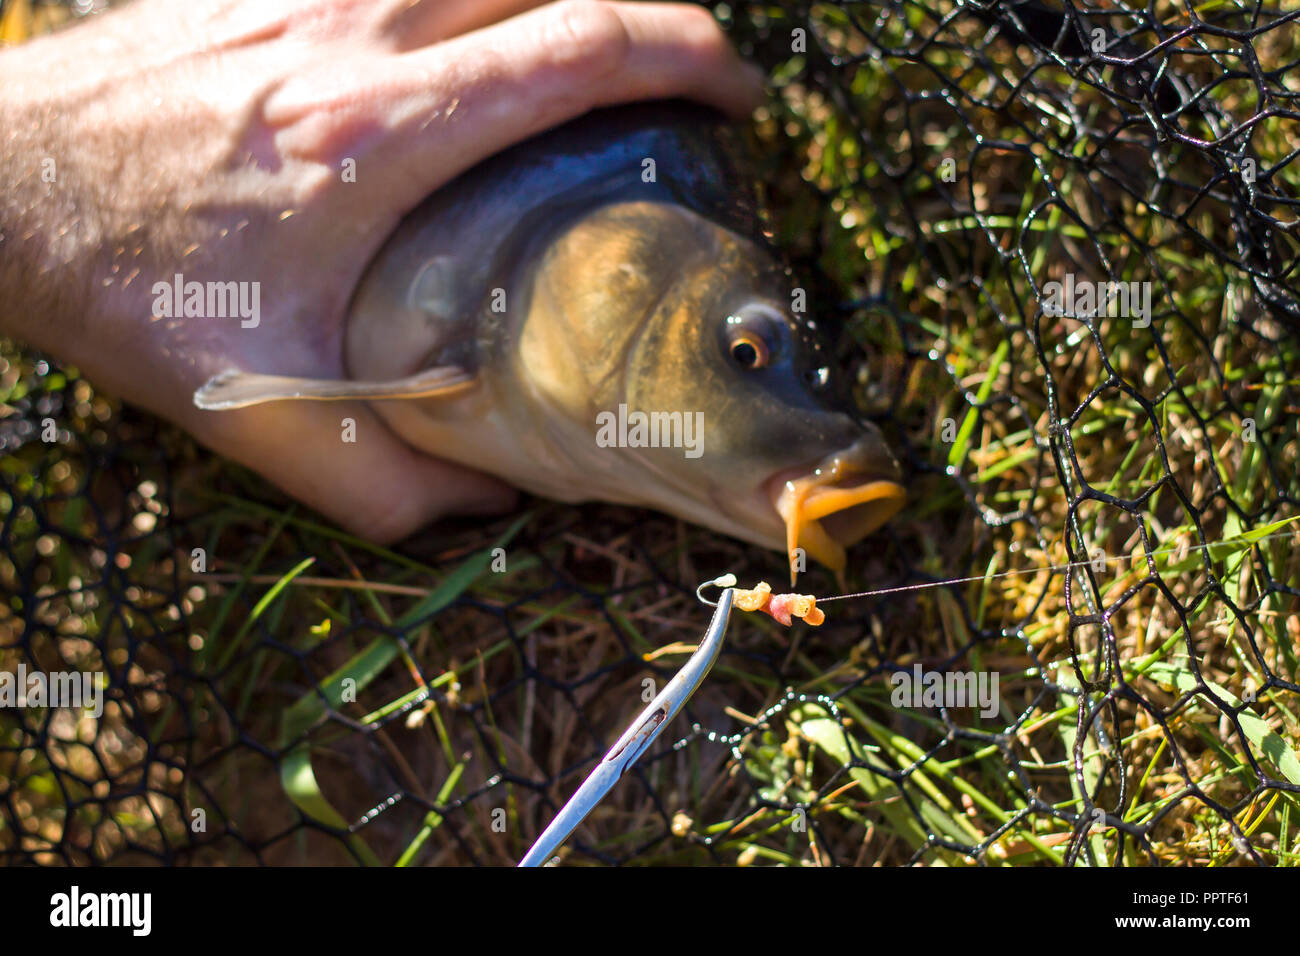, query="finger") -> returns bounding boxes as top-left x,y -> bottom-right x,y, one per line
375,0 -> 551,51
201,400 -> 519,544
267,1 -> 765,189
417,0 -> 766,124
392,0 -> 765,190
